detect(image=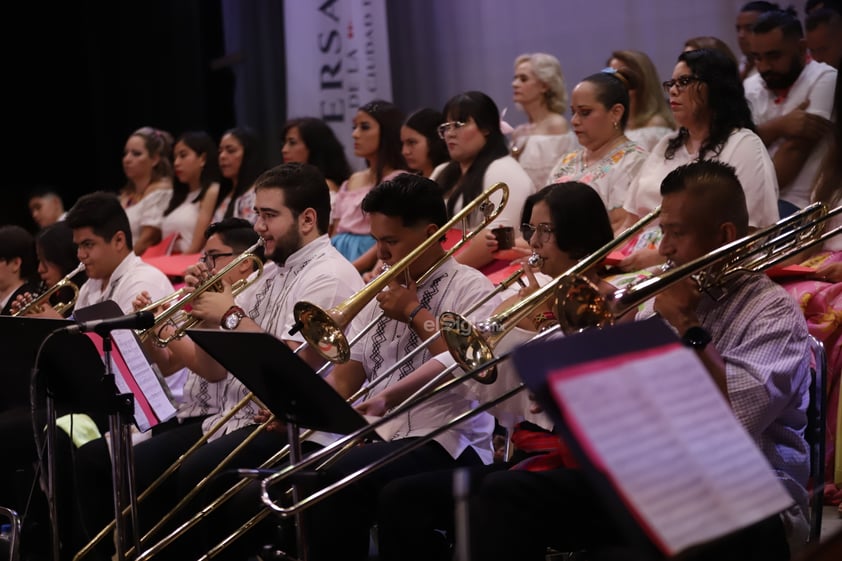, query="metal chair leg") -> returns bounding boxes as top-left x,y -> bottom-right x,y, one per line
0,506 -> 21,561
